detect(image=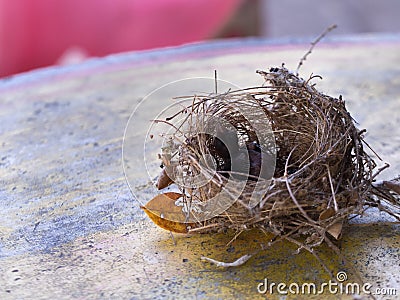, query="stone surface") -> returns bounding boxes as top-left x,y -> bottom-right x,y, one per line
0,35 -> 399,299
